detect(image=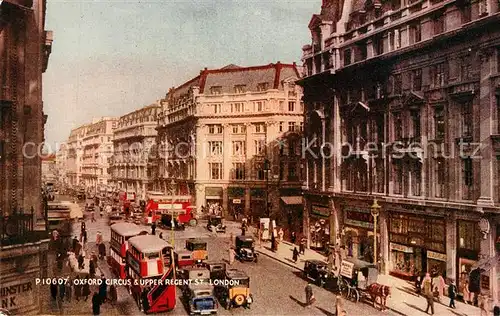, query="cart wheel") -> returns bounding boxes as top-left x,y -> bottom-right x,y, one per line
351,288 -> 360,303
234,294 -> 245,306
